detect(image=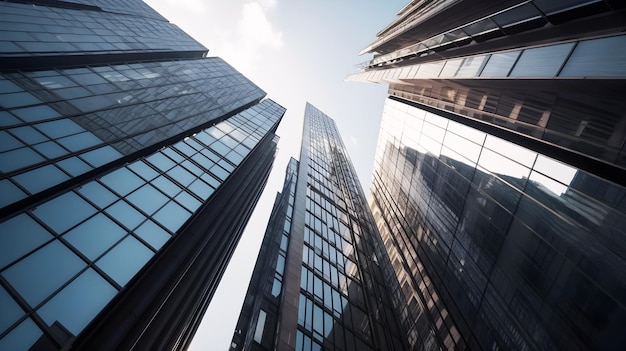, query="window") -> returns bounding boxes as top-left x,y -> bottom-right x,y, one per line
253,310 -> 267,343
96,236 -> 153,286
63,214 -> 126,260
37,269 -> 117,335
2,240 -> 85,306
